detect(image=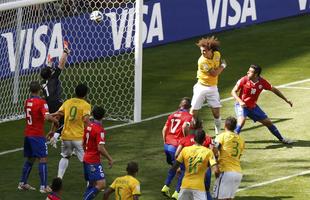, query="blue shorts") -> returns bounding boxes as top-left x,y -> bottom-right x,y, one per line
83,163 -> 105,182
164,144 -> 177,165
235,103 -> 268,122
23,136 -> 47,158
